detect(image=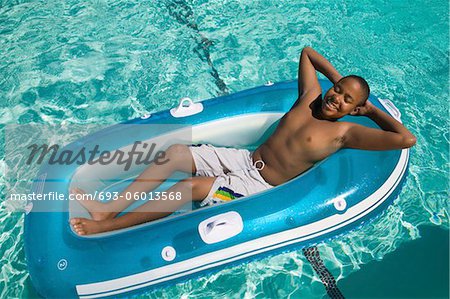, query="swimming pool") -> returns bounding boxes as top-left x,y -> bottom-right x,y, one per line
0,0 -> 448,297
